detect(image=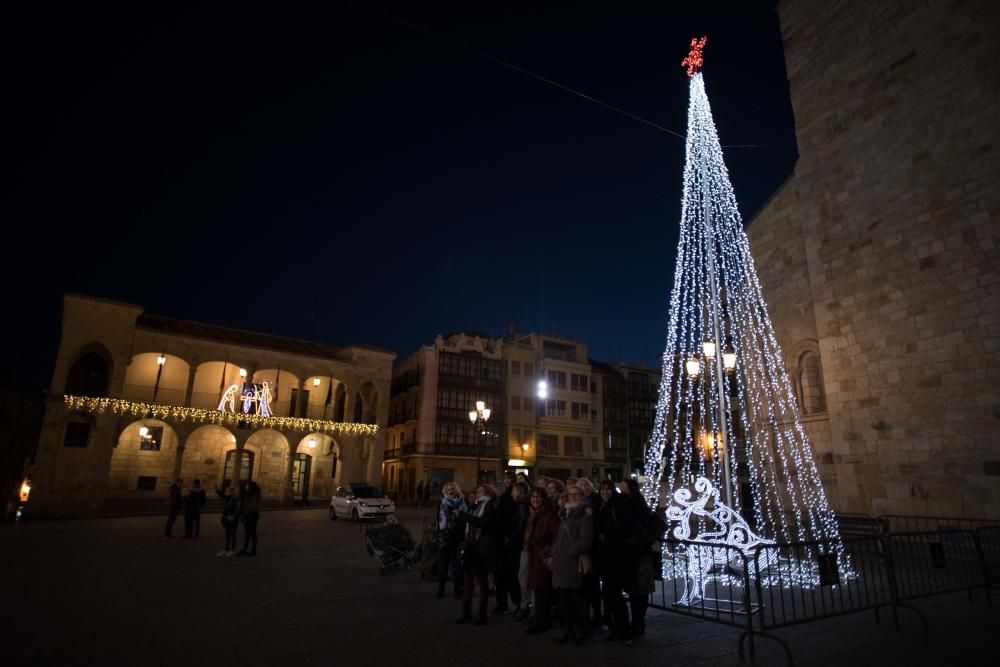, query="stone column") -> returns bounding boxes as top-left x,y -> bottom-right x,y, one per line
281,431 -> 300,506
171,423 -> 193,482
295,380 -> 305,418
232,439 -> 246,489
184,364 -> 198,407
